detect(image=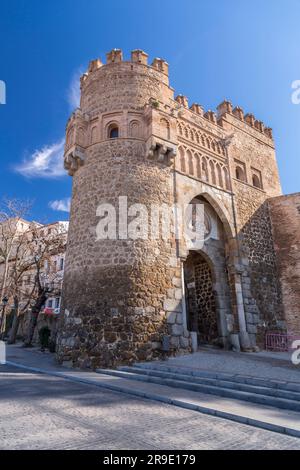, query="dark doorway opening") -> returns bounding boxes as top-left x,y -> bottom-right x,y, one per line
184,251 -> 219,345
